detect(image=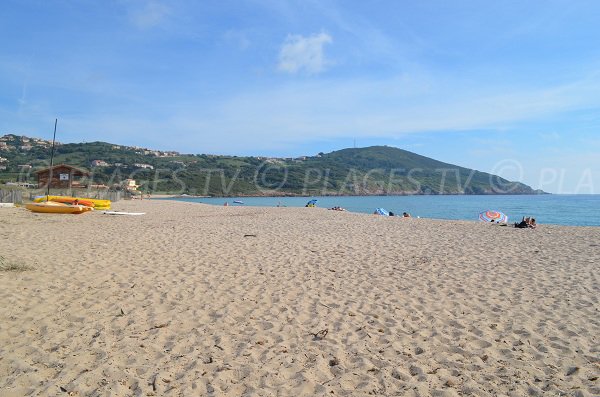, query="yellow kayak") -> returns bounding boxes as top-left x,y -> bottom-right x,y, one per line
26,202 -> 93,214
34,195 -> 111,209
